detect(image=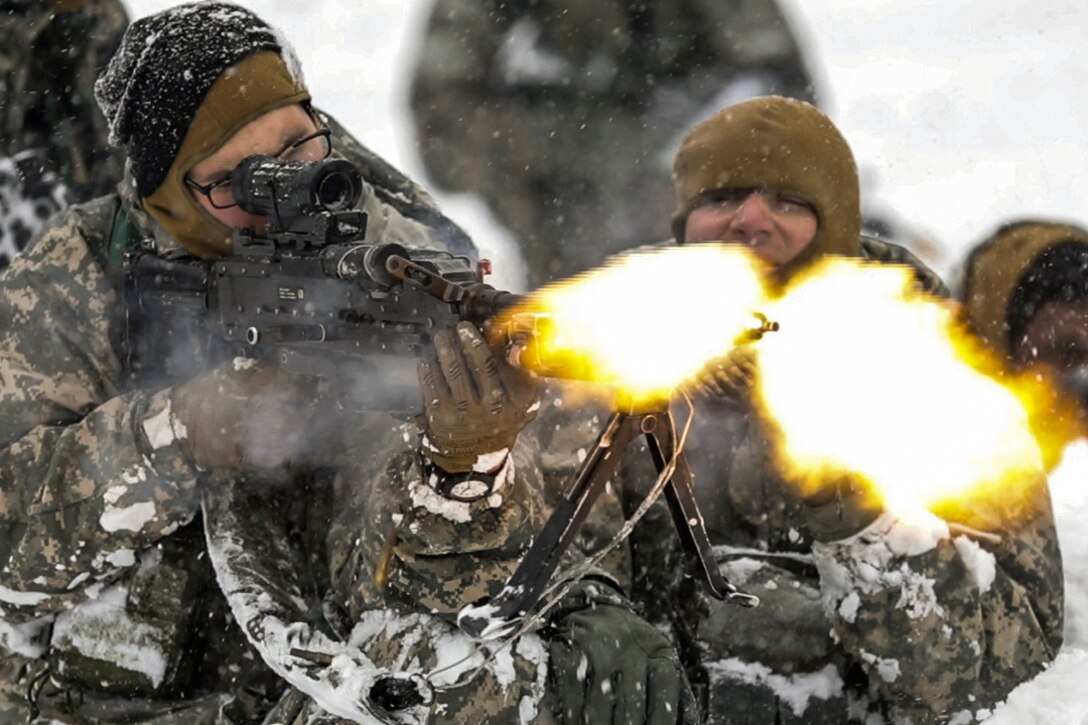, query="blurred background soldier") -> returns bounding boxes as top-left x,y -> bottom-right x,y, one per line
961,219 -> 1088,423
0,0 -> 128,269
960,218 -> 1088,666
410,0 -> 820,289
